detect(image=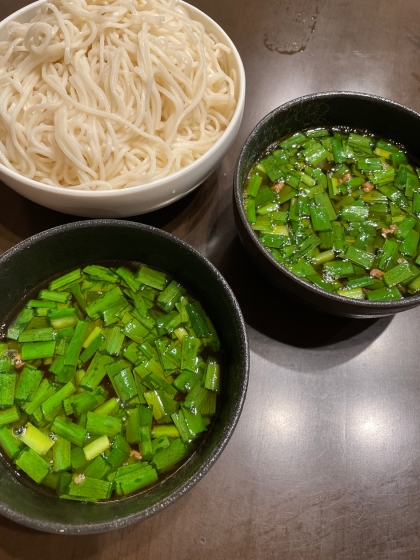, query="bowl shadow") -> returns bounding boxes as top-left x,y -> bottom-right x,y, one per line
217,235 -> 393,352
0,176 -> 207,243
